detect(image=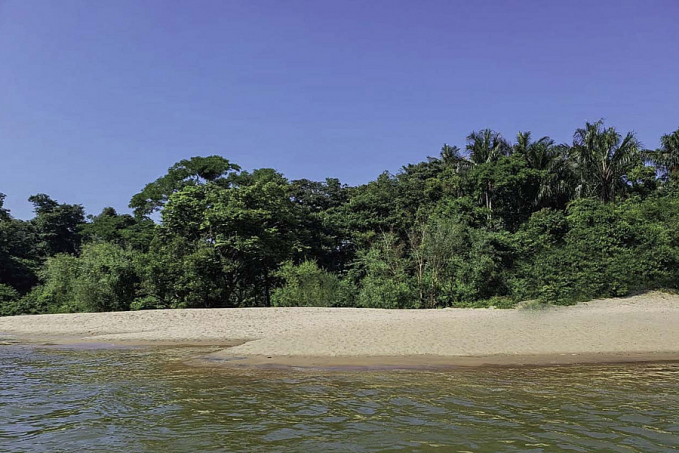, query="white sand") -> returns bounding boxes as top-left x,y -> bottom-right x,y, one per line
1,292 -> 679,367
